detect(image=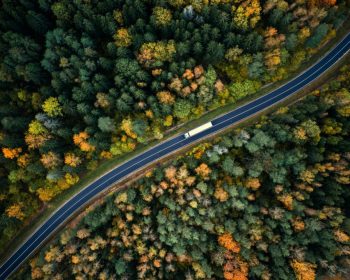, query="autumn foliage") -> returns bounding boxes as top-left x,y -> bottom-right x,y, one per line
195,163 -> 211,179
2,147 -> 22,159
6,204 -> 25,221
291,260 -> 316,280
114,28 -> 132,47
0,0 -> 349,275
64,153 -> 81,167
218,233 -> 241,253
73,132 -> 95,152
